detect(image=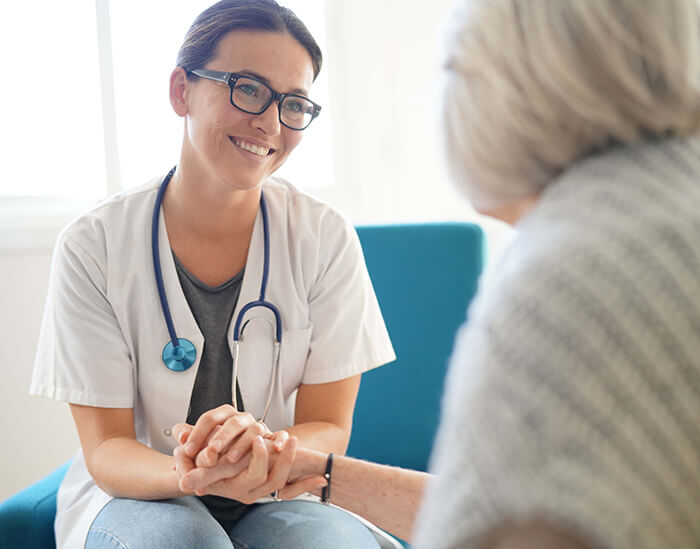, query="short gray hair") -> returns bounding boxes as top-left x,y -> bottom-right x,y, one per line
442,0 -> 700,211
